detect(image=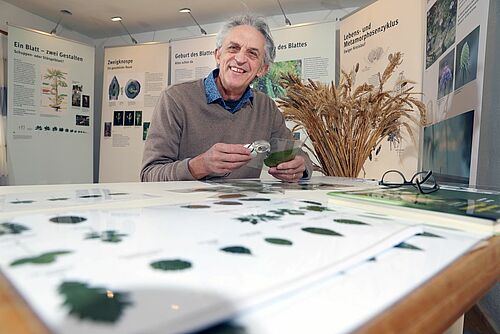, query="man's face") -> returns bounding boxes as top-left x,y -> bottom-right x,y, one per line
215,25 -> 269,100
